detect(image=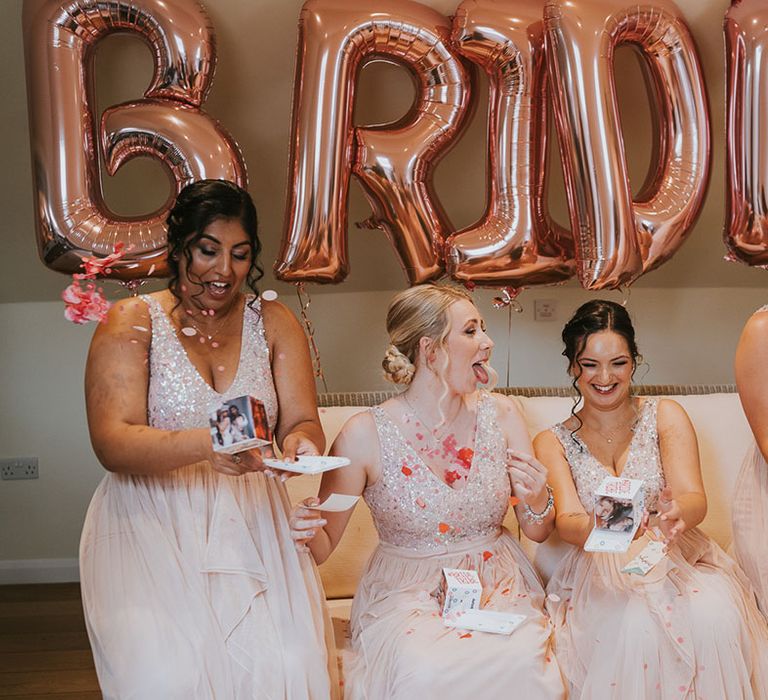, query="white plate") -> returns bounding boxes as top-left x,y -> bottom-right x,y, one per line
262,455 -> 351,475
